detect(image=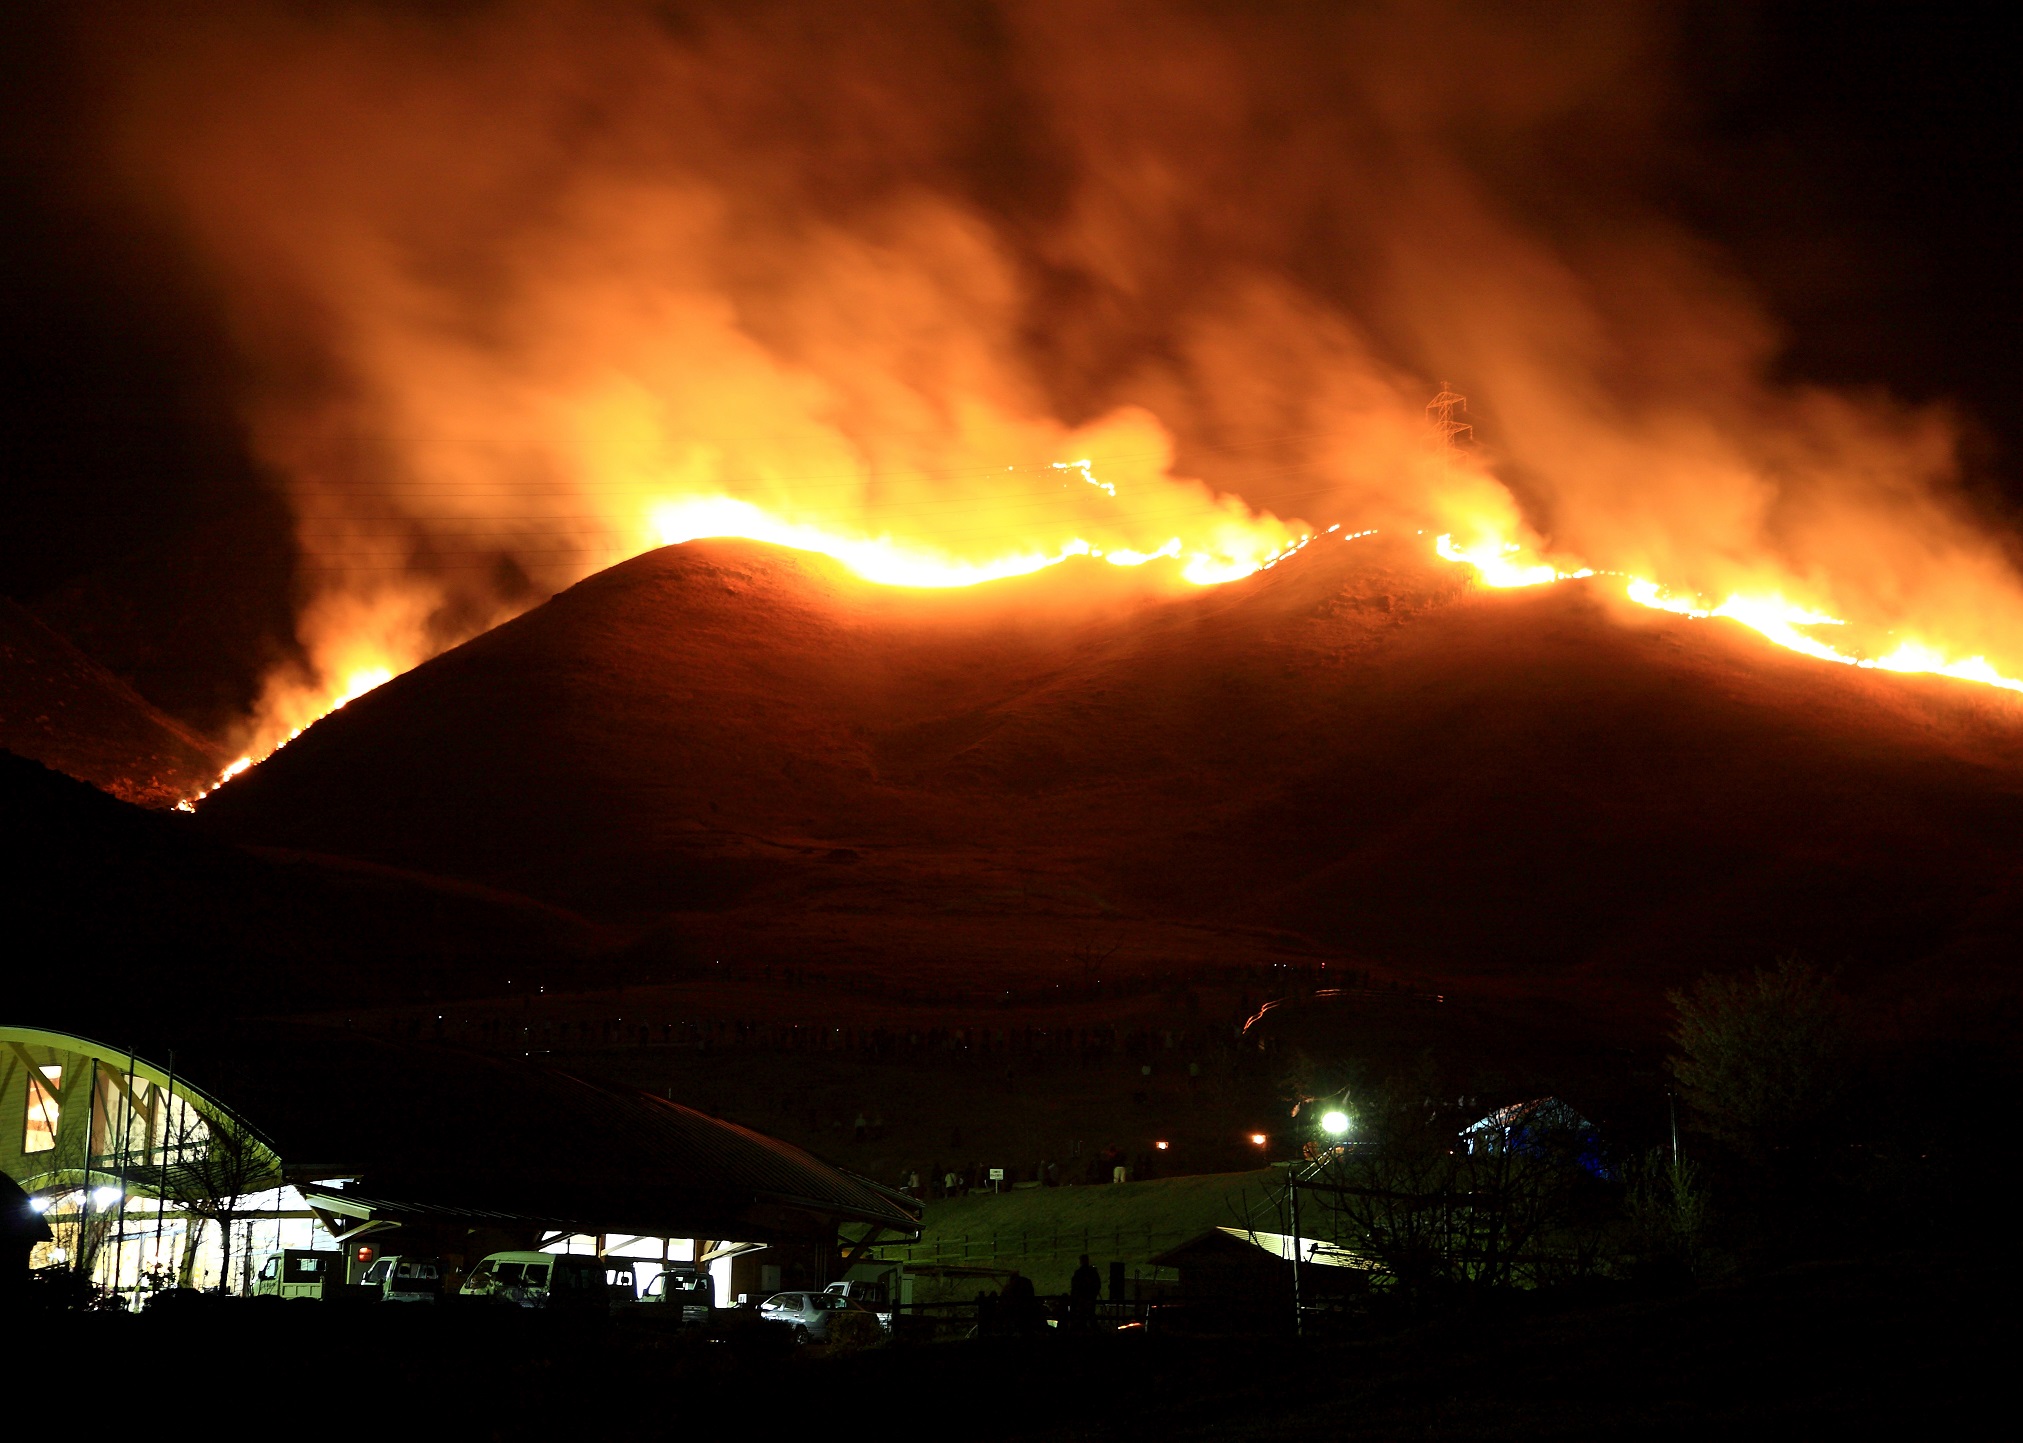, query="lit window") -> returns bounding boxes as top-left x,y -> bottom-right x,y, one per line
24,1067 -> 60,1153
